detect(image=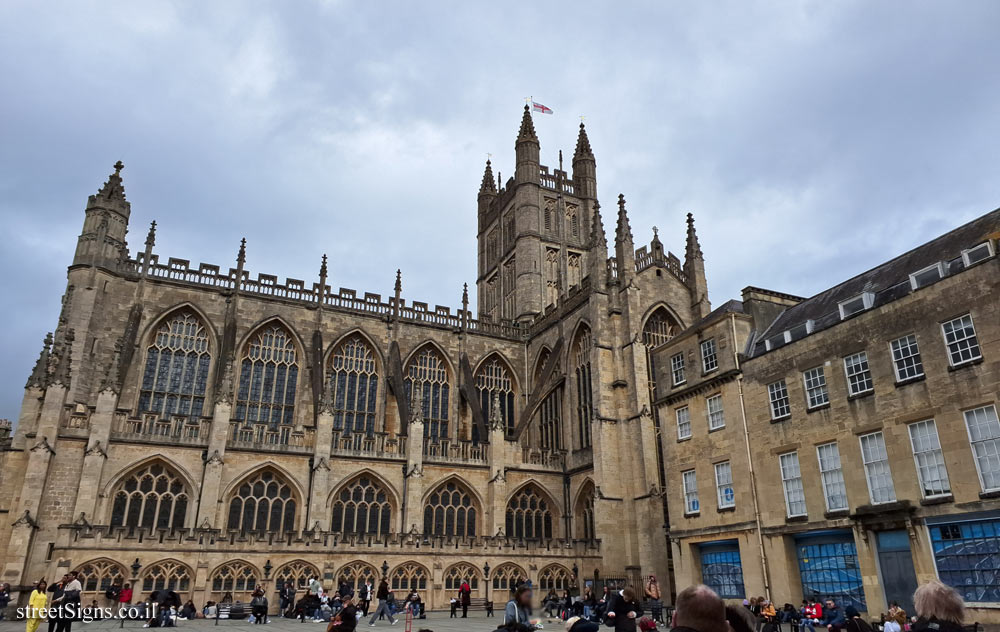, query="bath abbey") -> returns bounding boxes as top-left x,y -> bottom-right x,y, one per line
3,103 -> 999,621
0,106 -> 704,610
